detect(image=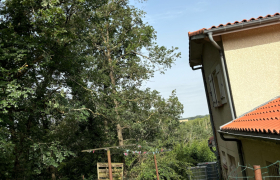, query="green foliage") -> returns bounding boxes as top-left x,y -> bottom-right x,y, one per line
122,116 -> 216,179
0,0 -> 107,178
176,116 -> 213,142
130,151 -> 190,180
0,0 -> 214,179
173,116 -> 216,168
187,114 -> 209,121
174,140 -> 216,166
78,0 -> 182,148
